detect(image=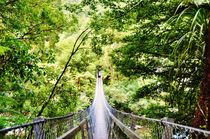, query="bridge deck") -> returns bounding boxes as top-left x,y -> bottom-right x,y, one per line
93,77 -> 108,139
